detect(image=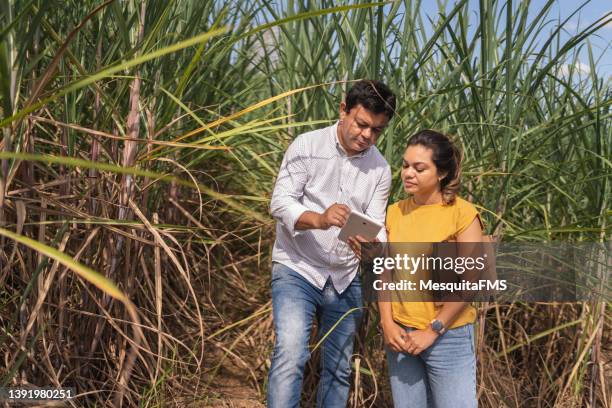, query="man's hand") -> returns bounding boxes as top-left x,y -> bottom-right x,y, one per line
348,225 -> 388,259
316,203 -> 351,229
347,235 -> 380,259
403,328 -> 439,355
381,320 -> 408,353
